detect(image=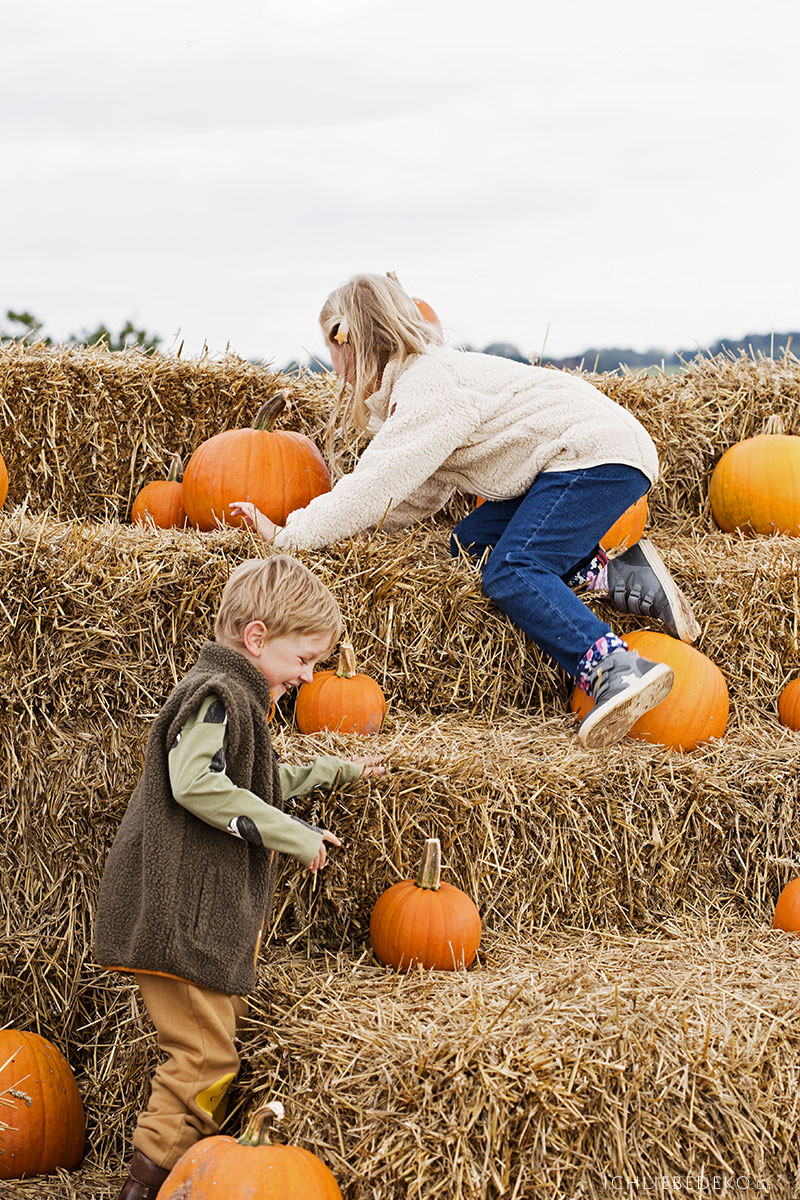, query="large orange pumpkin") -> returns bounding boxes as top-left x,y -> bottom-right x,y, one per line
131,454 -> 187,529
182,394 -> 331,531
571,629 -> 728,751
709,416 -> 800,534
0,450 -> 7,508
0,1030 -> 85,1180
773,878 -> 800,933
777,679 -> 800,730
601,496 -> 648,554
158,1101 -> 343,1199
295,642 -> 386,735
369,837 -> 481,971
